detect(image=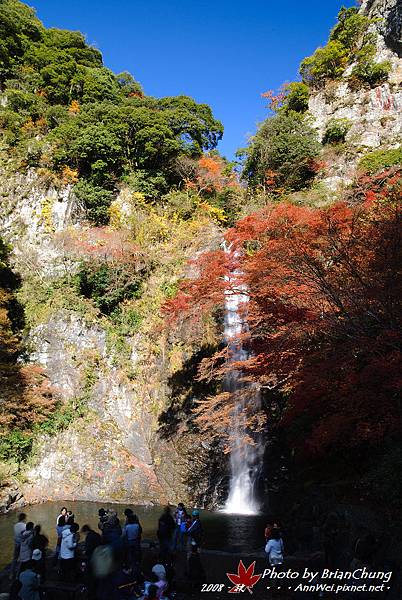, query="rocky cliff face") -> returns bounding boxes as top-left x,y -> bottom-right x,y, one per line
309,0 -> 402,191
361,0 -> 402,56
0,167 -> 219,509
